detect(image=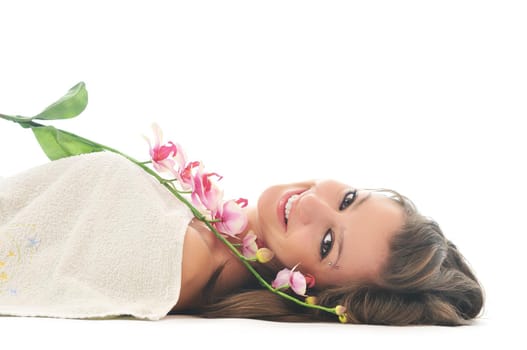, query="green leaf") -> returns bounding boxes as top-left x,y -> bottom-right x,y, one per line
33,82 -> 88,120
31,125 -> 104,160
